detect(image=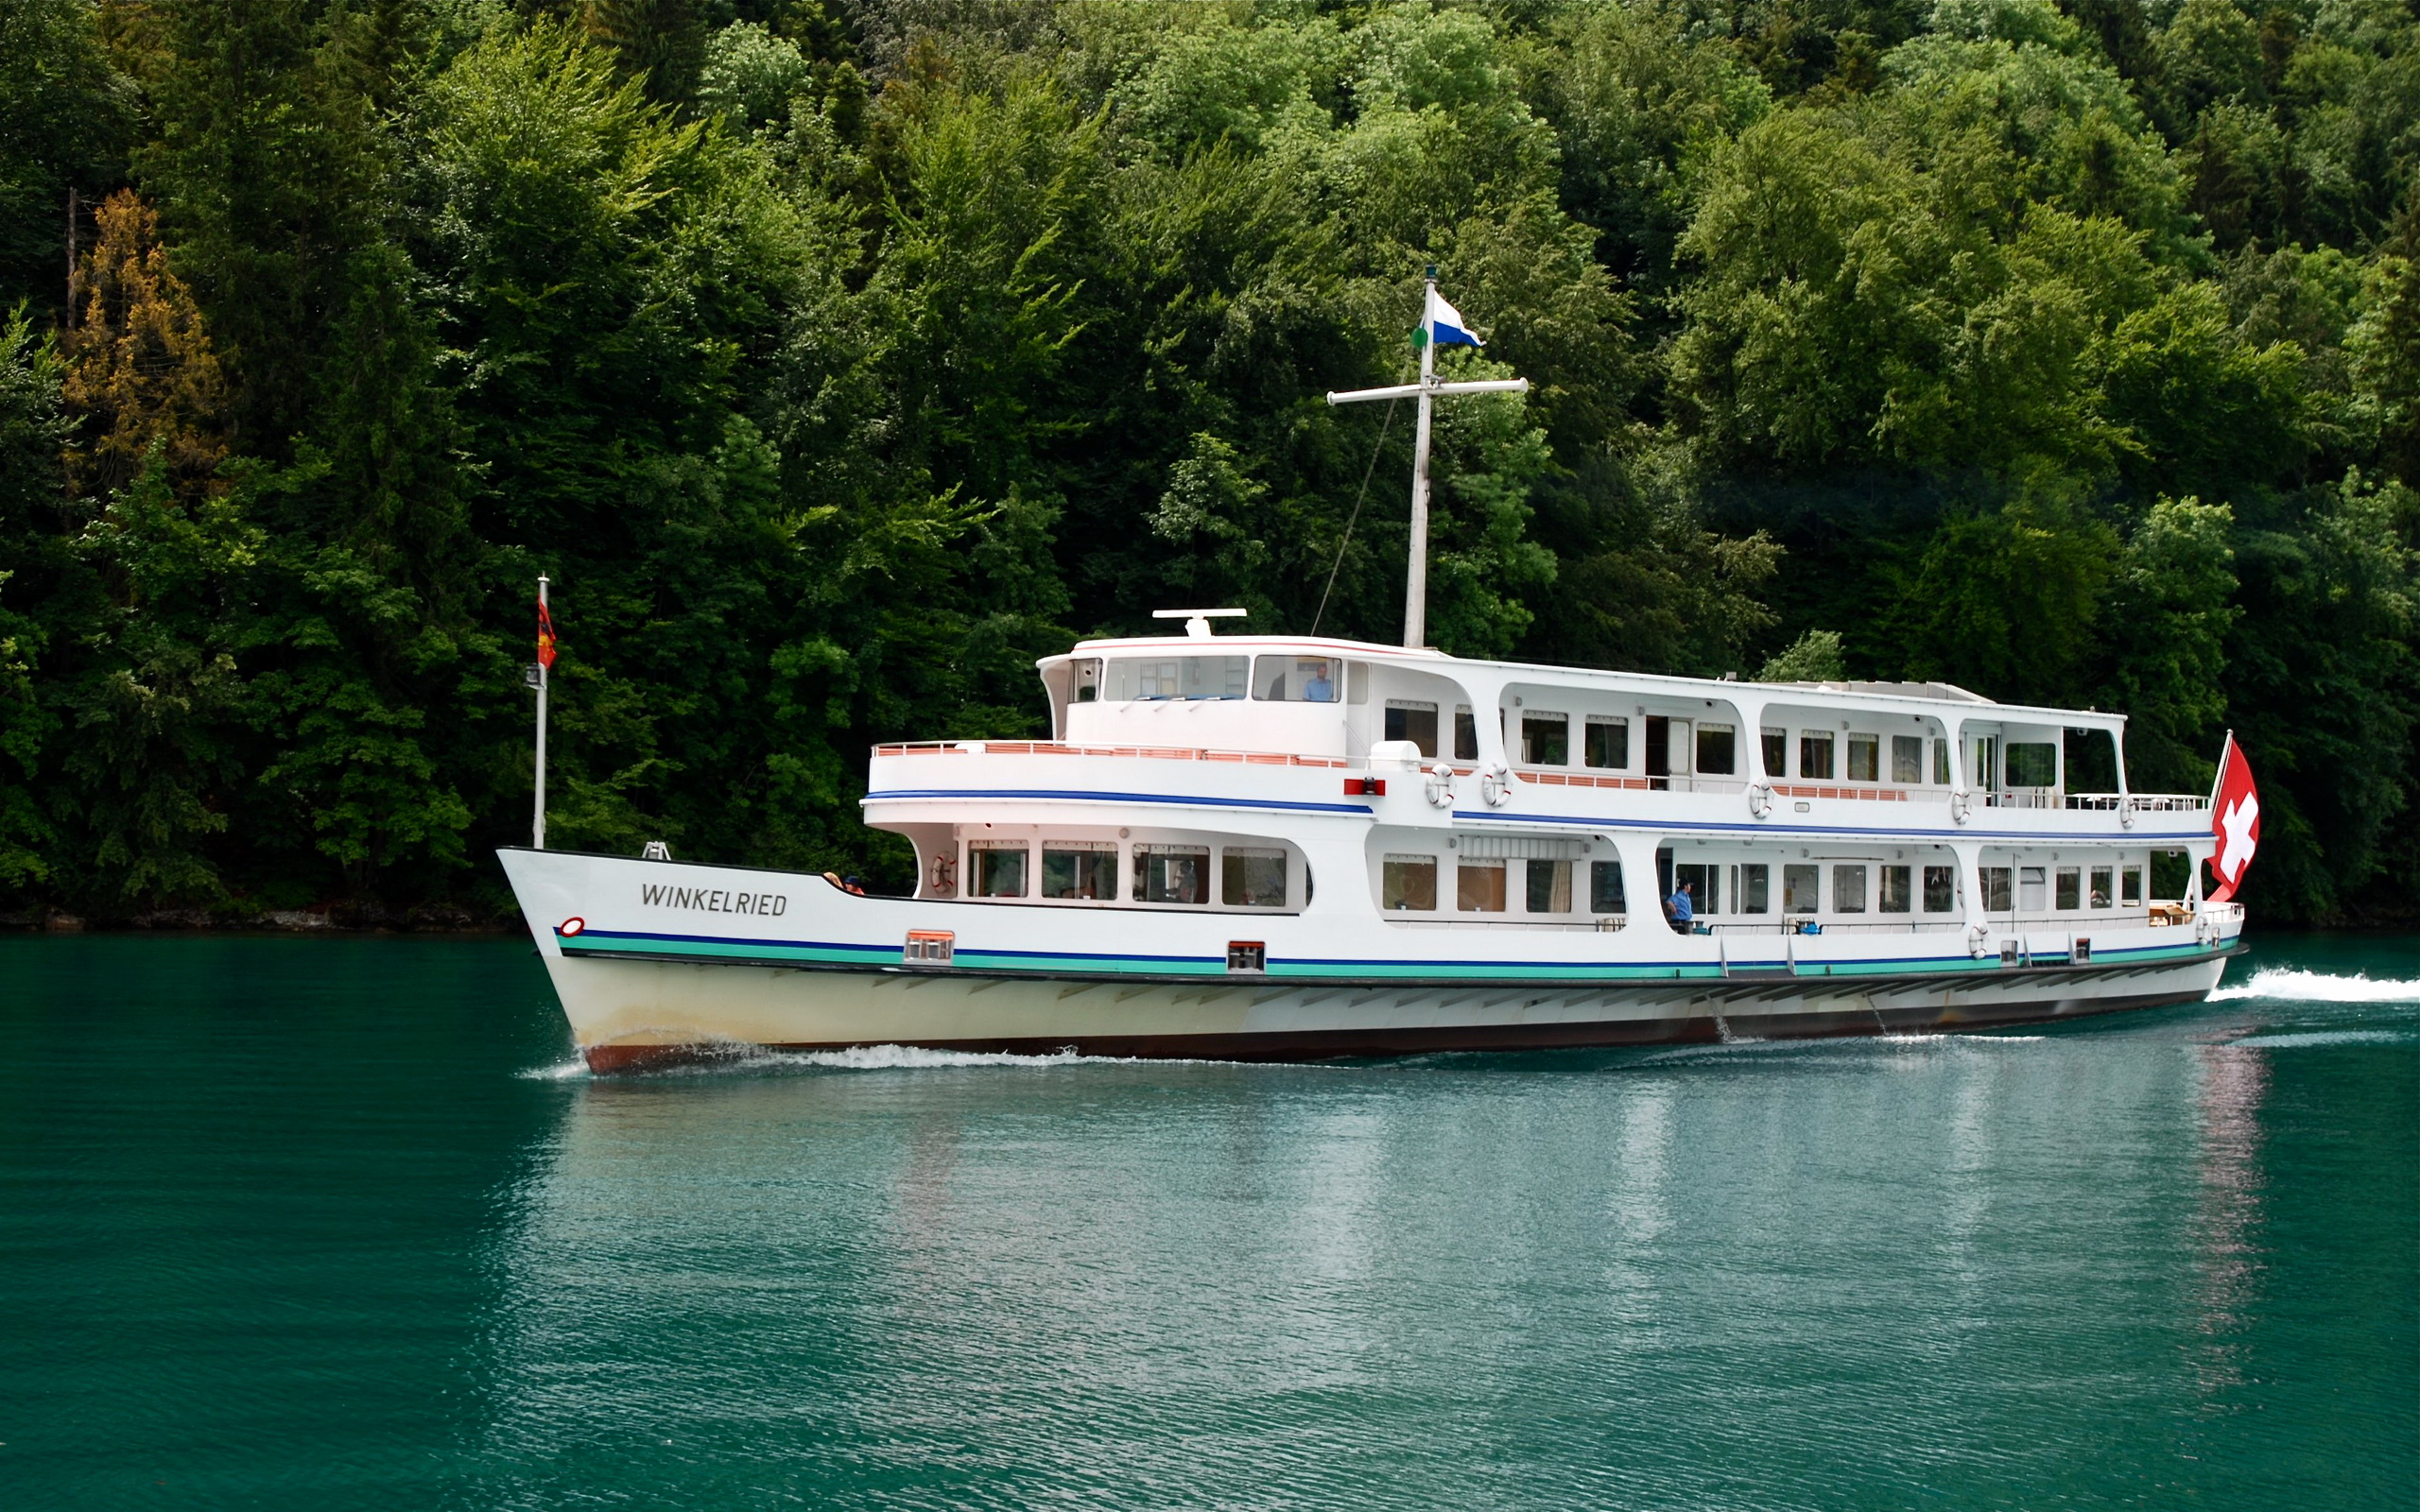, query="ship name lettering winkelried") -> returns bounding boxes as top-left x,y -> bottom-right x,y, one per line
640,884 -> 788,917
